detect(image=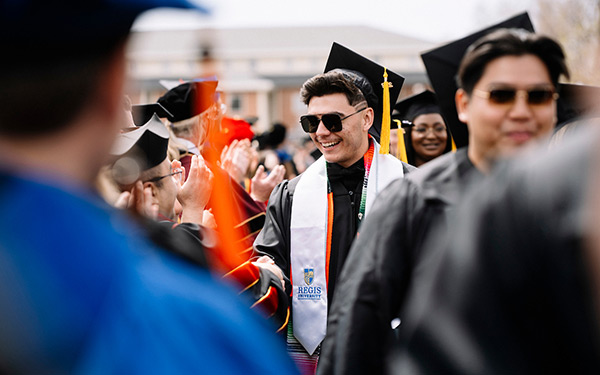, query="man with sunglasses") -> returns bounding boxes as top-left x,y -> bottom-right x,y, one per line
318,24 -> 570,375
254,43 -> 413,373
